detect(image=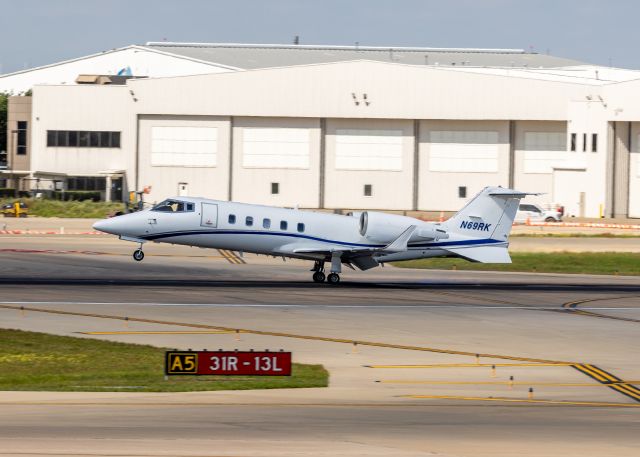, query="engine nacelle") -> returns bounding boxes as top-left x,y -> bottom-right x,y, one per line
359,211 -> 448,244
